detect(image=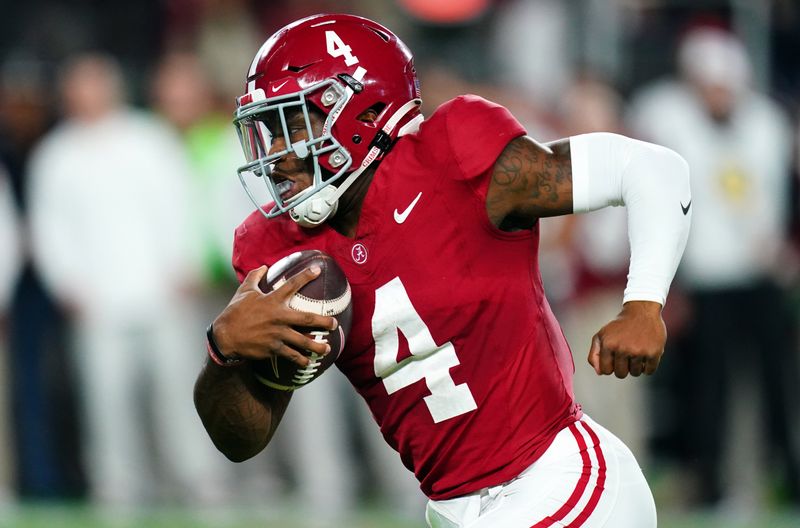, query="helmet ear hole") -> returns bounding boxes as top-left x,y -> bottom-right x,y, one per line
357,102 -> 385,123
